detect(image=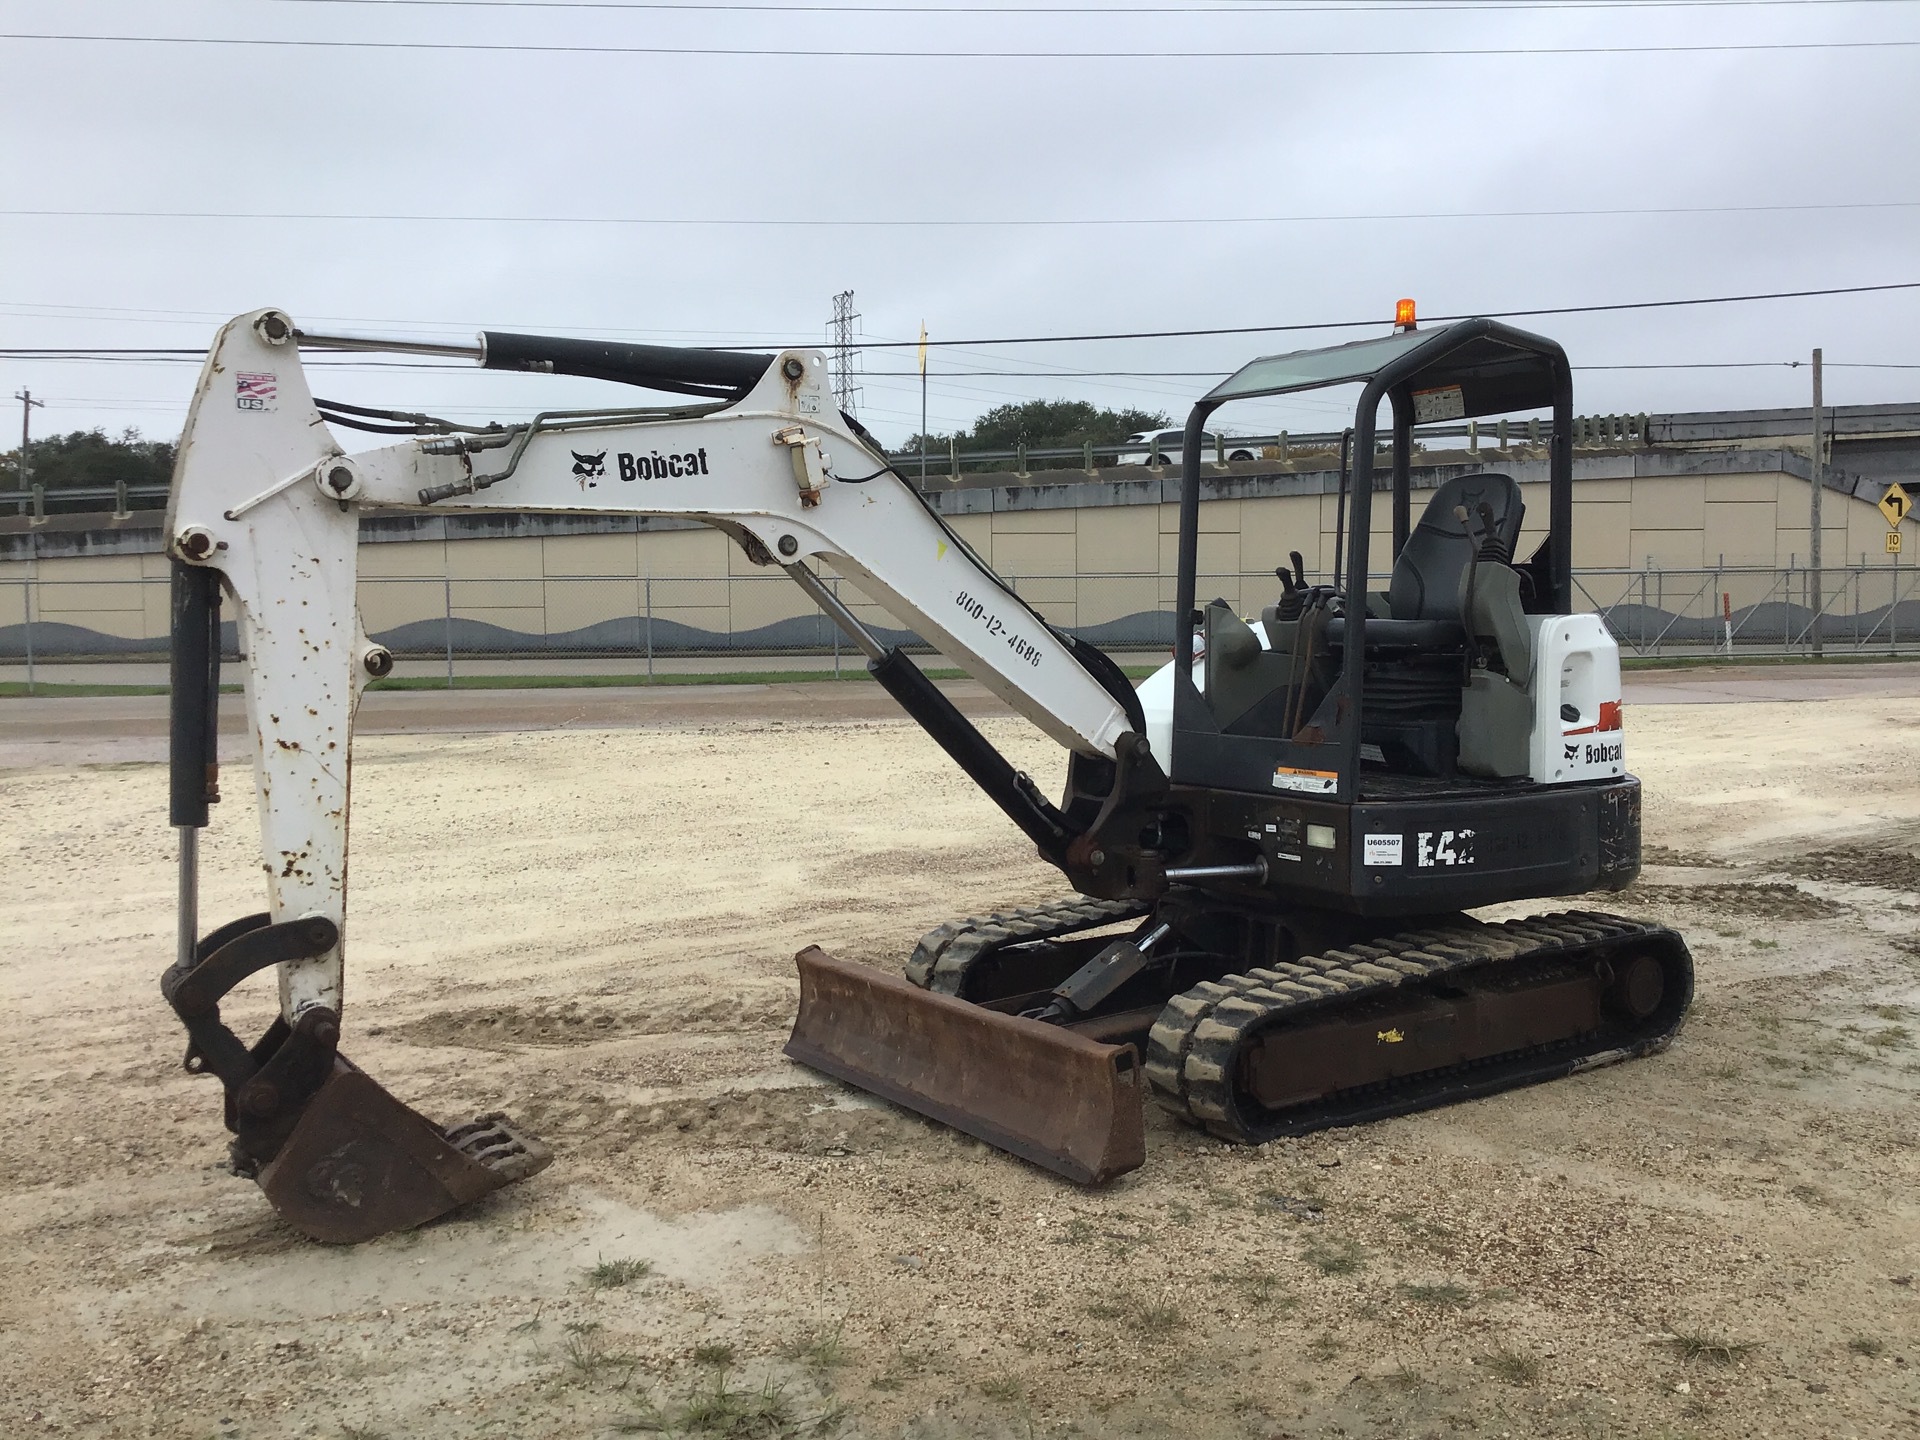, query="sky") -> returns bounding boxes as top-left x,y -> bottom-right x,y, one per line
2,0 -> 1917,451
